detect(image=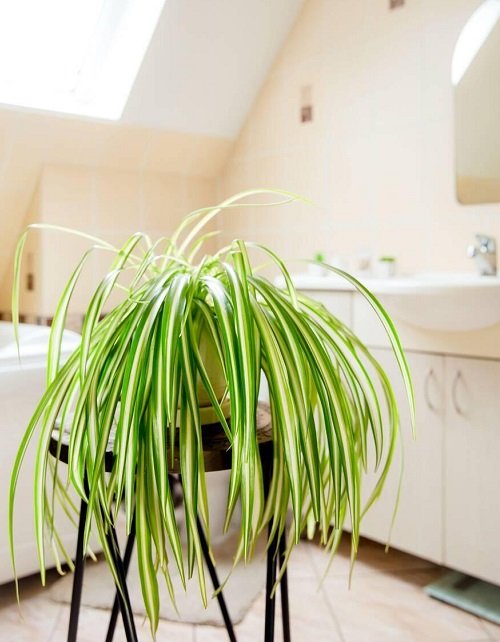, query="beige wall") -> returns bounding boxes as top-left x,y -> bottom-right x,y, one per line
9,187 -> 43,318
5,0 -> 500,324
0,107 -> 232,319
1,164 -> 217,323
217,0 -> 500,276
